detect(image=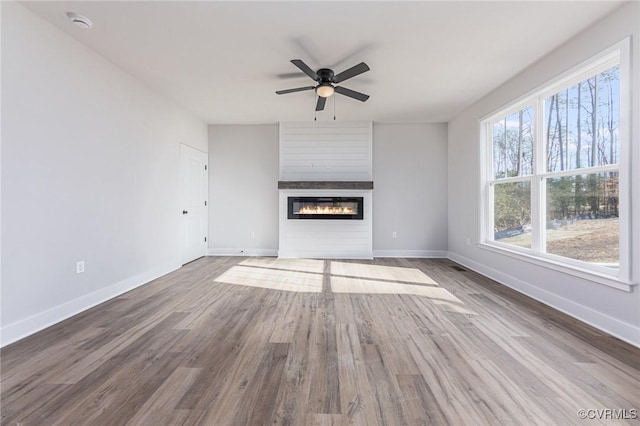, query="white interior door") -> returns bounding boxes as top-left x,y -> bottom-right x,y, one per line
180,144 -> 208,264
